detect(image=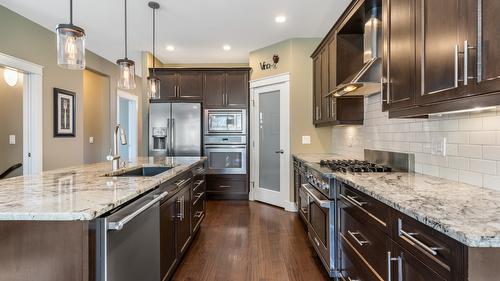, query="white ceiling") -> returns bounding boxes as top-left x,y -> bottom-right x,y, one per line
0,0 -> 350,74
